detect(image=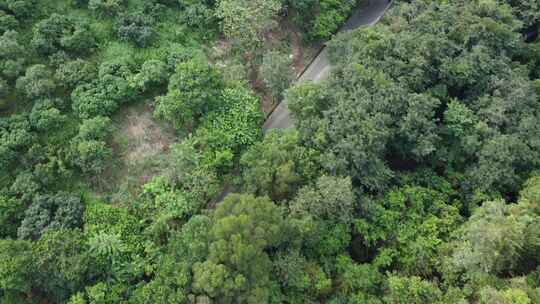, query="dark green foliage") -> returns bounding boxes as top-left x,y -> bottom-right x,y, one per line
292,0 -> 540,195
0,0 -> 38,19
17,192 -> 84,240
0,10 -> 18,33
0,195 -> 25,238
88,0 -> 125,17
31,13 -> 96,56
33,229 -> 91,302
506,0 -> 540,29
115,12 -> 155,47
71,139 -> 111,175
